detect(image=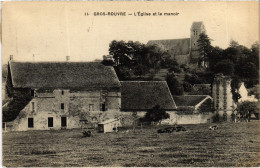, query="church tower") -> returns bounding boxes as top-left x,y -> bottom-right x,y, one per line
190,22 -> 206,66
